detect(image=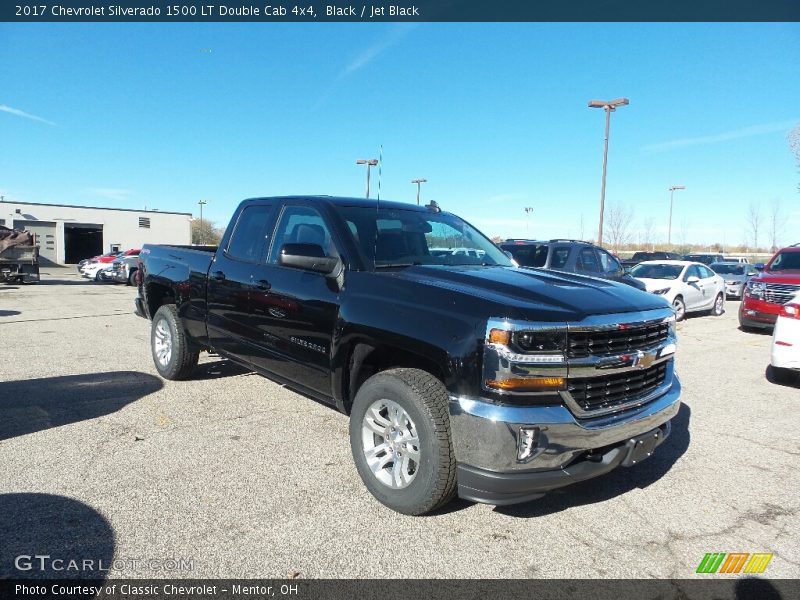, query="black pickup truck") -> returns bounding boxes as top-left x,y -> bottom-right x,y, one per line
135,196 -> 681,515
